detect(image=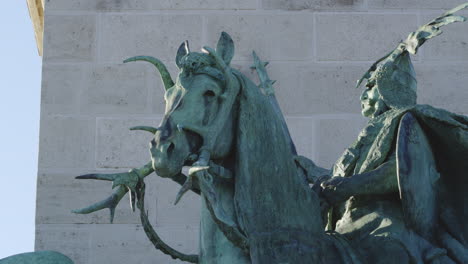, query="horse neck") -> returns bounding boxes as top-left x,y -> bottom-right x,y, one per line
233,72 -> 324,235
